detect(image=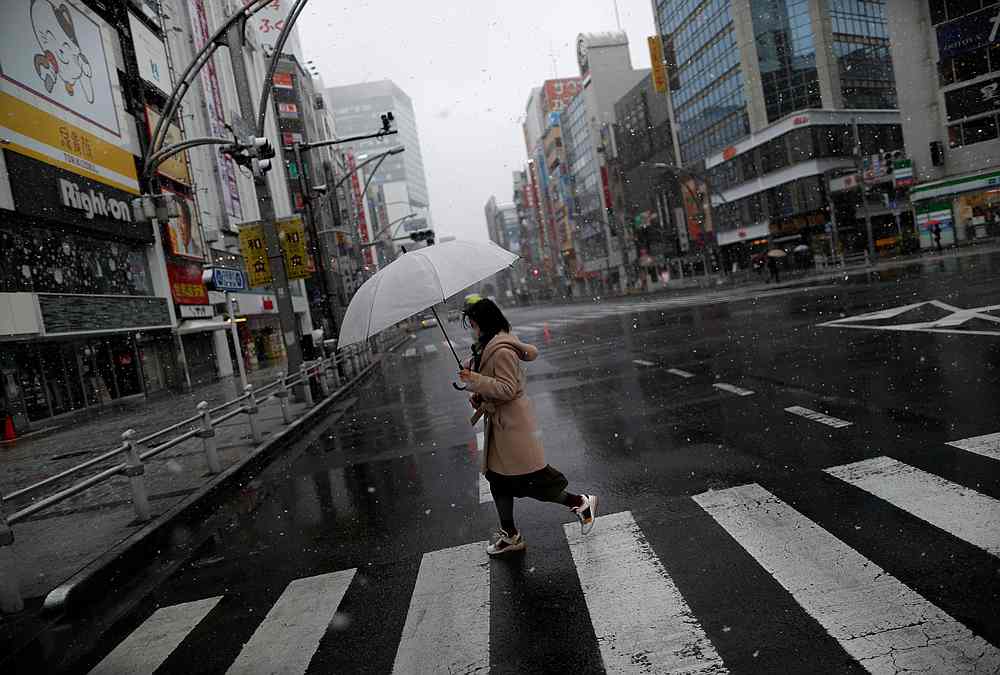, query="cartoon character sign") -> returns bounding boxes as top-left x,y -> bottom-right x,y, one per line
30,0 -> 94,103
